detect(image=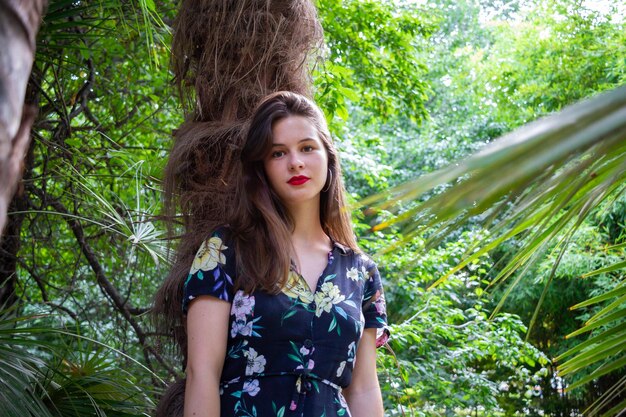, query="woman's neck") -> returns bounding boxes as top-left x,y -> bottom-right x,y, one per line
288,203 -> 332,281
287,202 -> 329,248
